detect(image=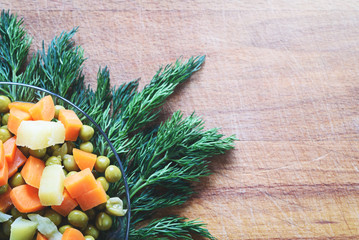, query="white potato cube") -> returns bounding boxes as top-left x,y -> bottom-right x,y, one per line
16,120 -> 65,150
39,165 -> 65,206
